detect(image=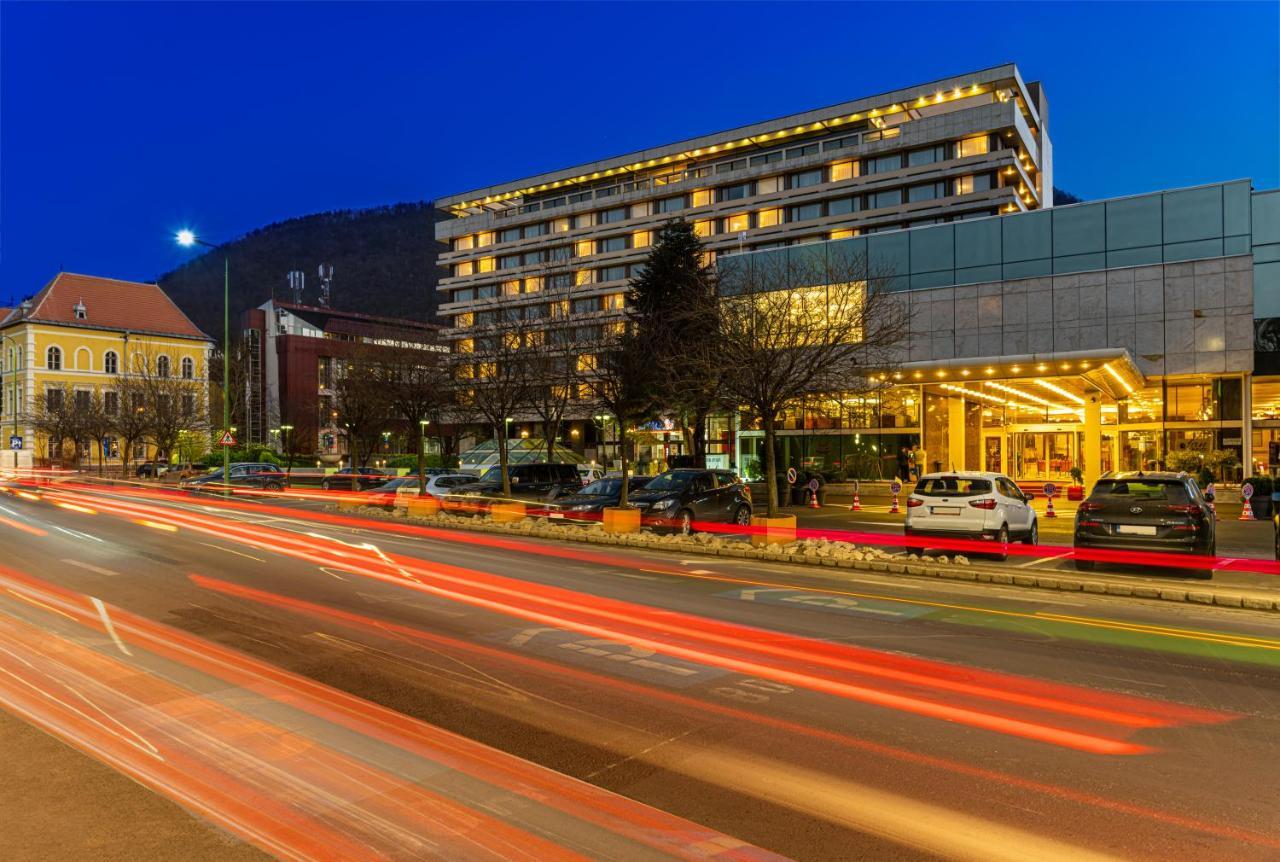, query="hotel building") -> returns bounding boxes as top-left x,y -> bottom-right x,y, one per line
434,64 -> 1280,483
